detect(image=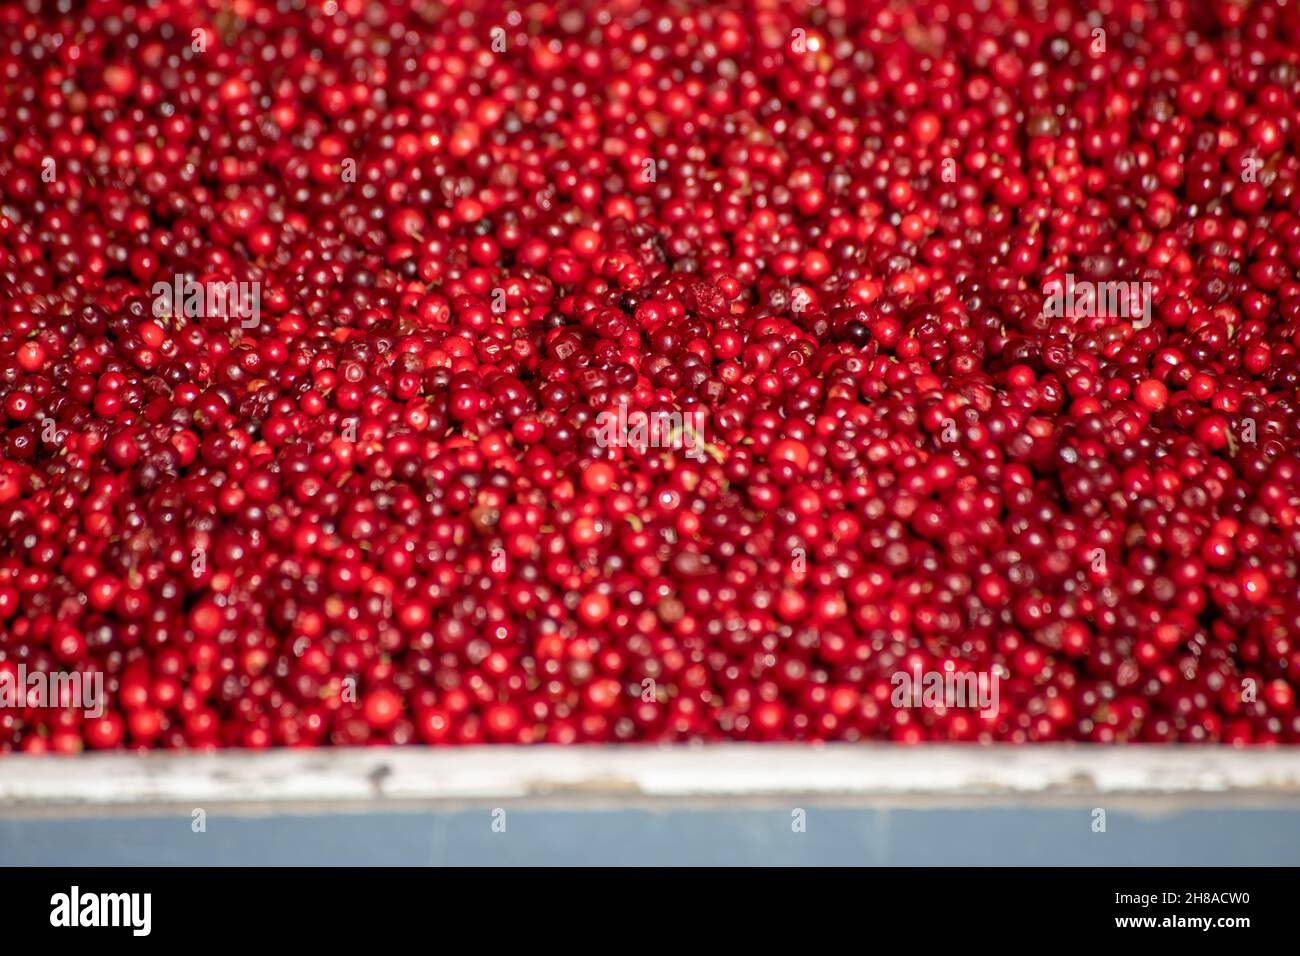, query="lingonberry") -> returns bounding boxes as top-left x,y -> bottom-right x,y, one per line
0,1 -> 1296,753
